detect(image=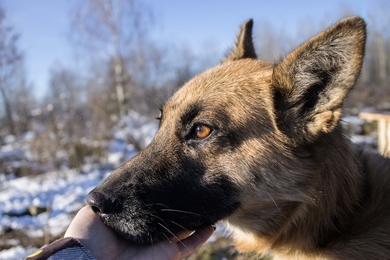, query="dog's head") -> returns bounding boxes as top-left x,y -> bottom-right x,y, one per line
87,17 -> 366,244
